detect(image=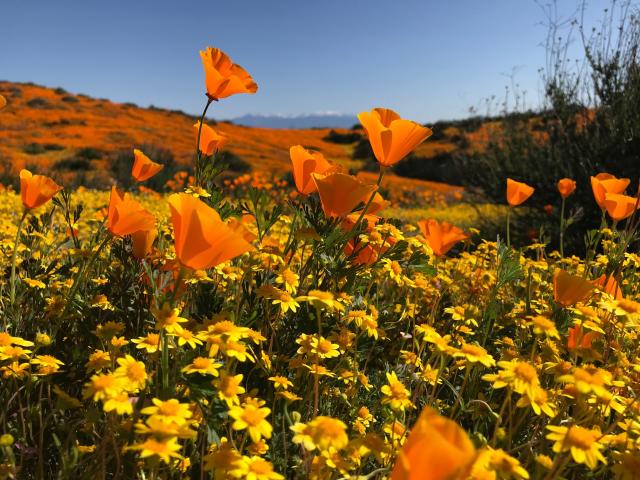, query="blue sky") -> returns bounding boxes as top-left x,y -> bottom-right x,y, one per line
0,1 -> 604,122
